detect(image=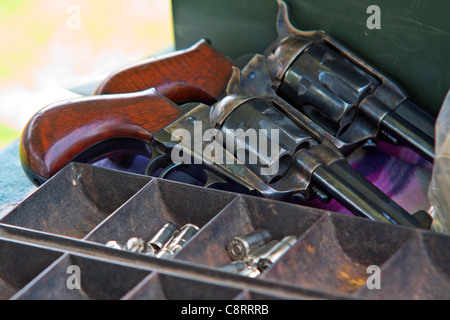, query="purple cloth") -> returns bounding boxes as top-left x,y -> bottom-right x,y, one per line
308,142 -> 432,216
